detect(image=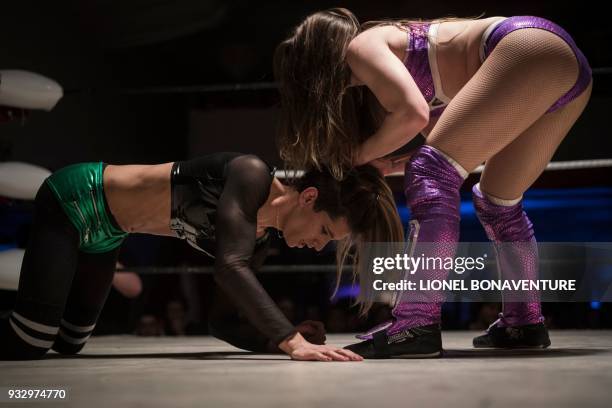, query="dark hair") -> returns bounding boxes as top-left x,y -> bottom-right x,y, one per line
295,164 -> 404,314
